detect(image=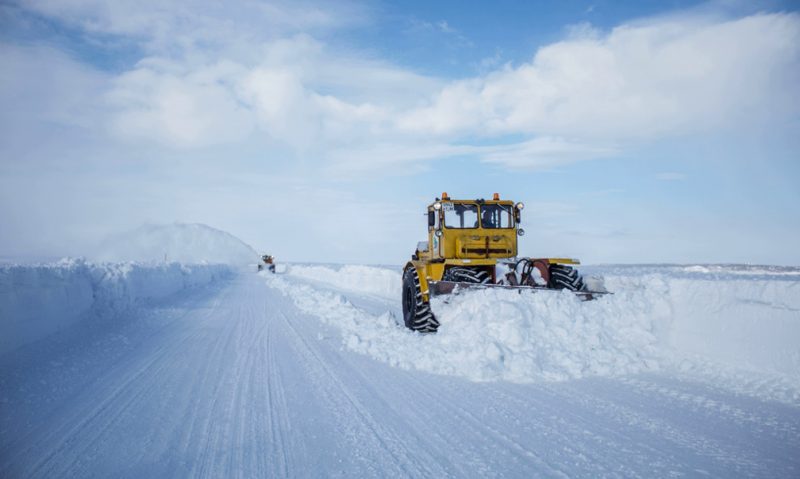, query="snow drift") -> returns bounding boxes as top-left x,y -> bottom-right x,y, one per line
597,265 -> 800,377
265,264 -> 800,395
267,271 -> 660,383
287,264 -> 401,298
93,223 -> 259,267
0,259 -> 231,354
